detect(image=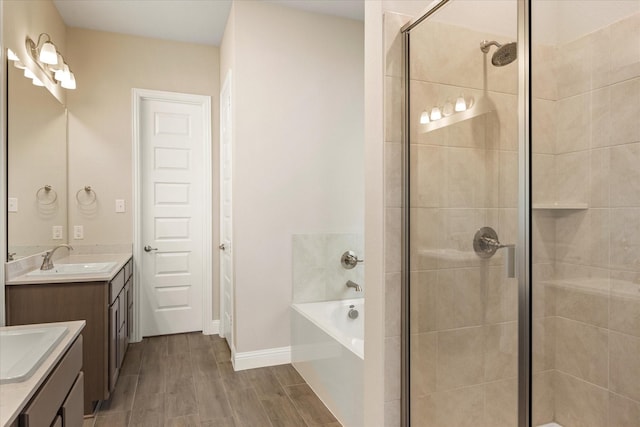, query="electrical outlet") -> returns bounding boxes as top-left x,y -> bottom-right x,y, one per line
52,226 -> 63,240
8,198 -> 18,212
115,199 -> 125,213
73,225 -> 84,240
